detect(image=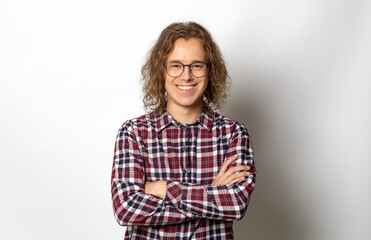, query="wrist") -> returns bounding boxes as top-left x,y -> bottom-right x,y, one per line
145,180 -> 167,199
